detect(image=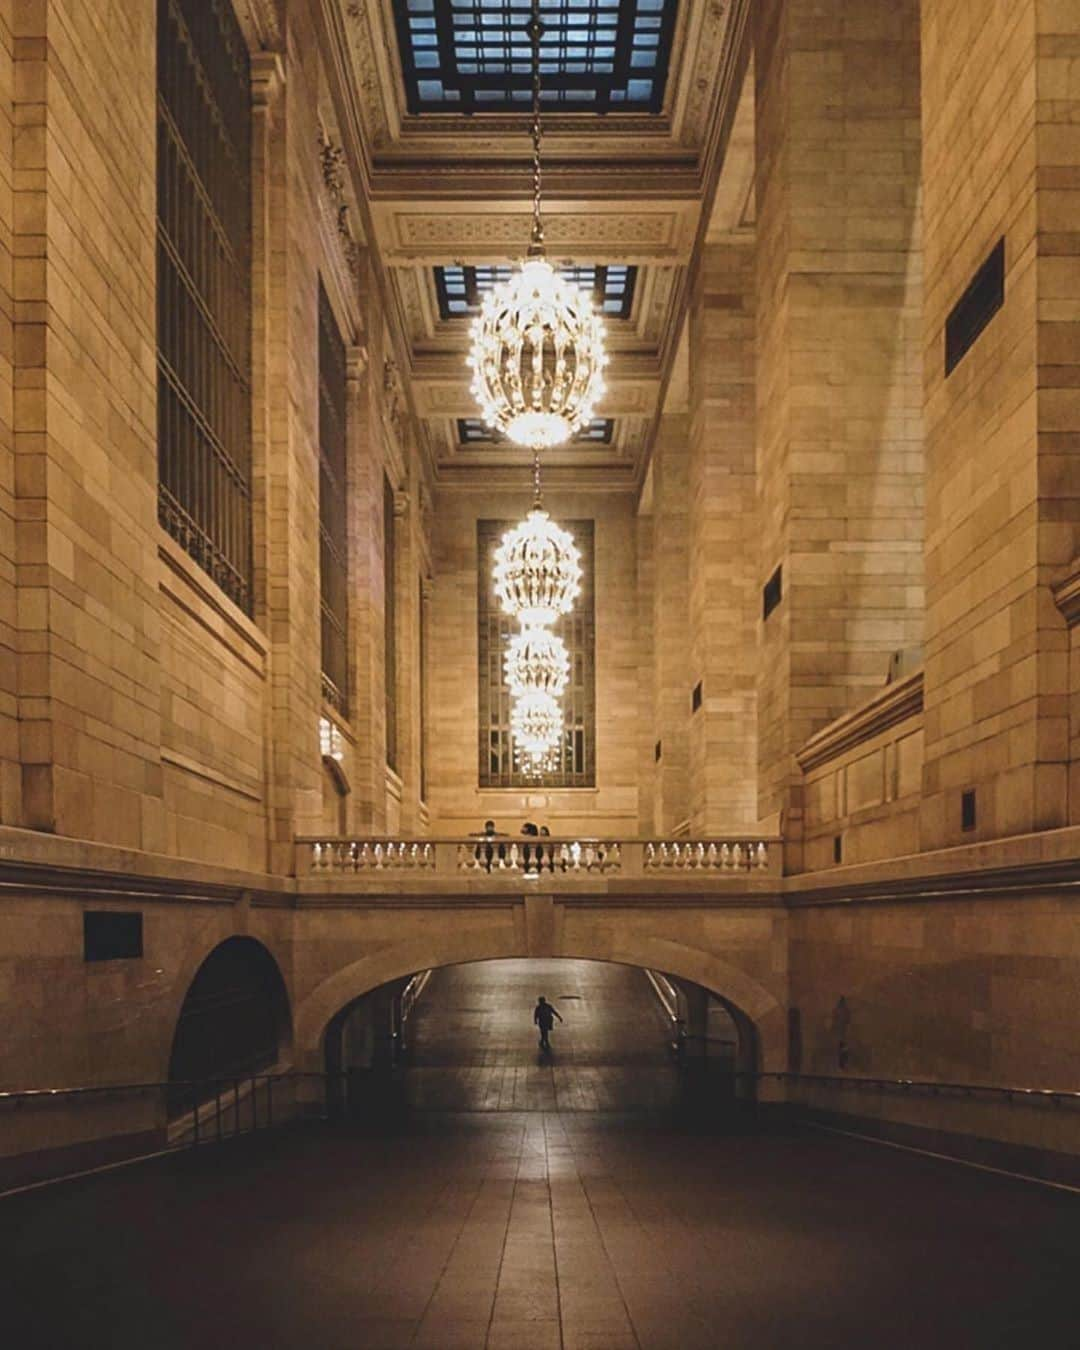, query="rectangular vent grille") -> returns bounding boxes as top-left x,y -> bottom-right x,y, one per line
945,238 -> 1005,376
84,911 -> 143,963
